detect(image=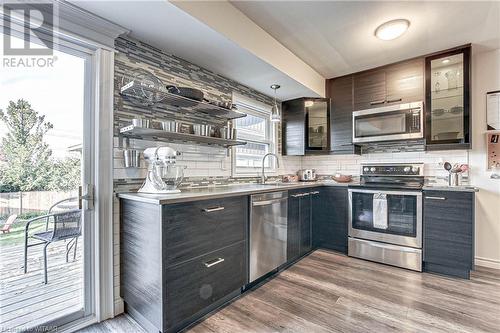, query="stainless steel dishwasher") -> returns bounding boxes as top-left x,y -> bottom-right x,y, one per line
249,191 -> 288,282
